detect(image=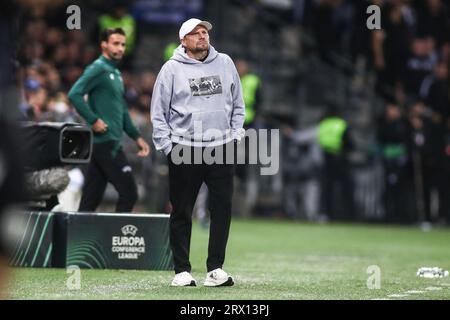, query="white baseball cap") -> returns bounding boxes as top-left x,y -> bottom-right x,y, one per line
179,18 -> 213,39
